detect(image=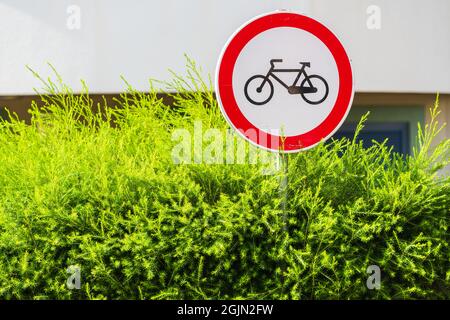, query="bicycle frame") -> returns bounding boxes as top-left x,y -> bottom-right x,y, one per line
257,64 -> 312,91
